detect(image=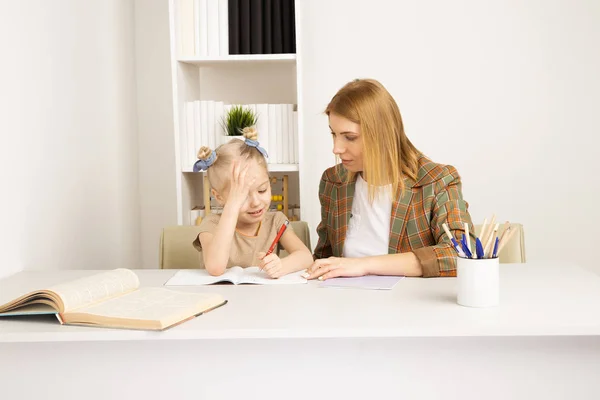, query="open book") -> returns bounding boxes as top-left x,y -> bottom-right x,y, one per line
0,269 -> 226,331
165,266 -> 307,286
